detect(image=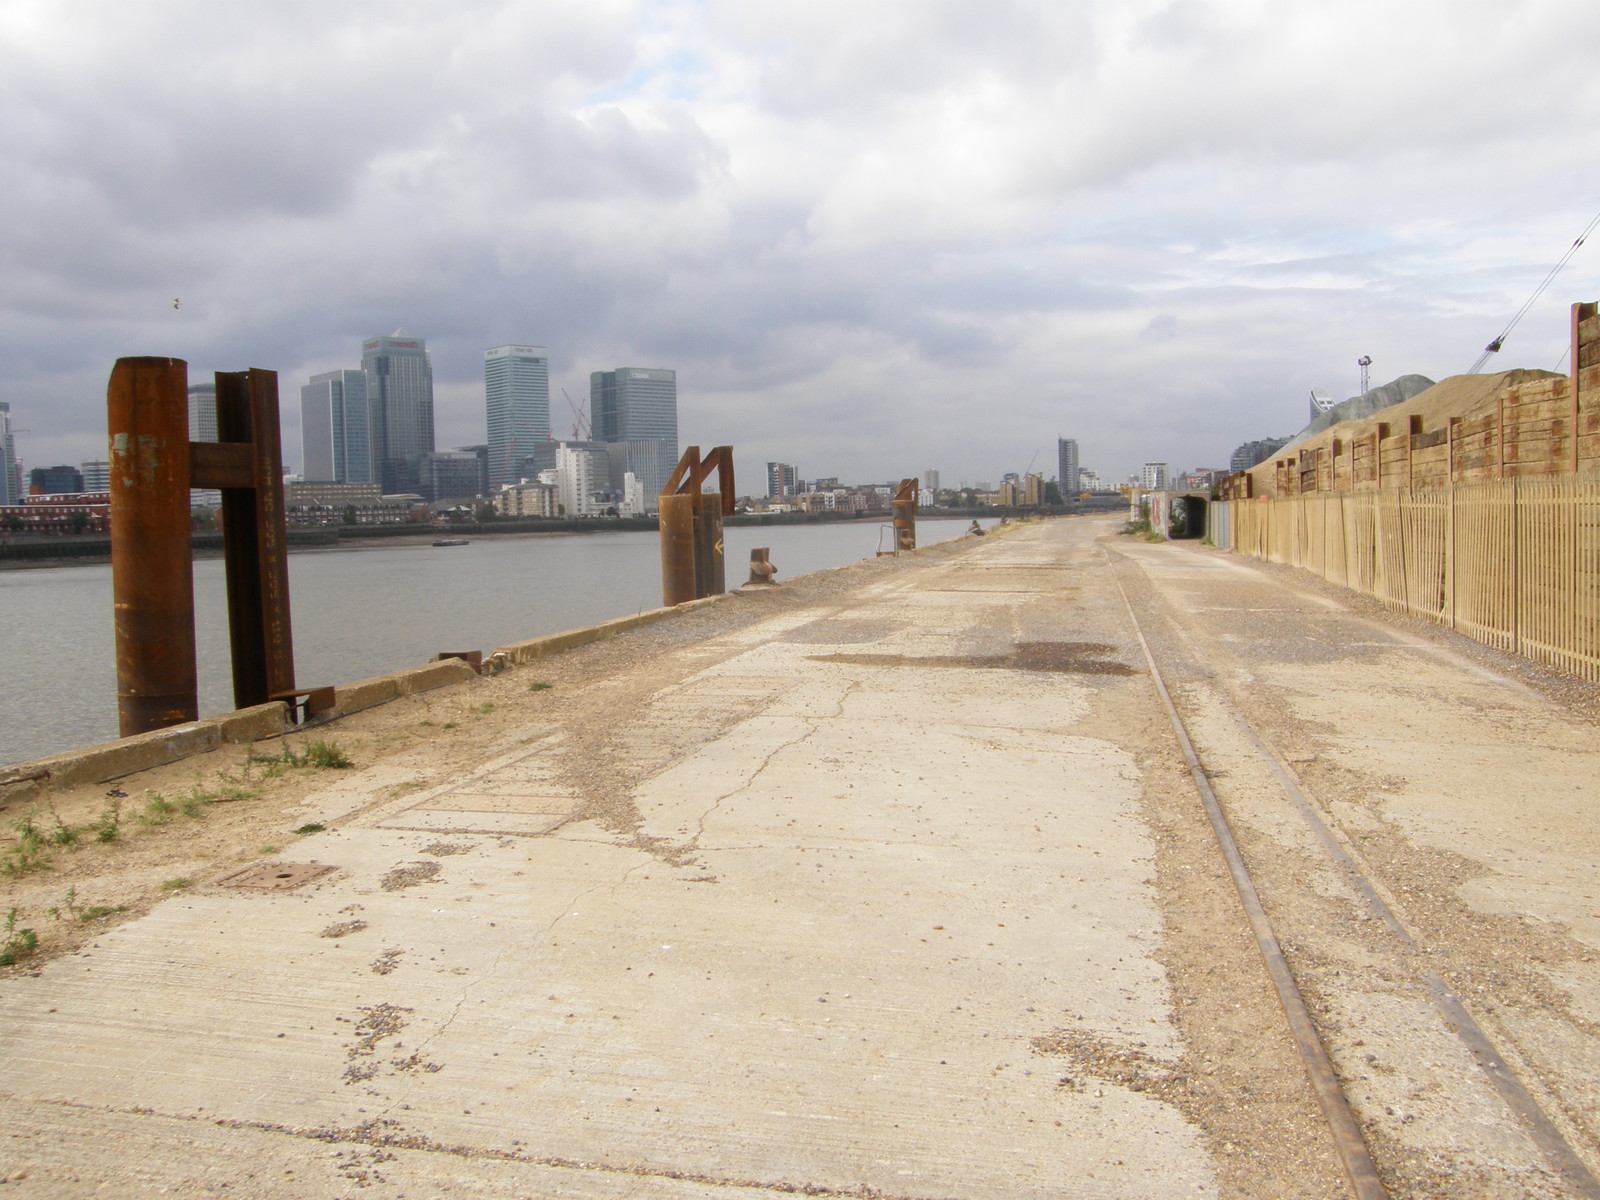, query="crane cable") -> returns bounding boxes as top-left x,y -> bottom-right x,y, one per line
1469,207 -> 1600,374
